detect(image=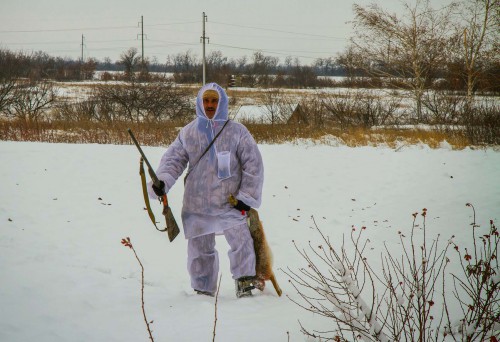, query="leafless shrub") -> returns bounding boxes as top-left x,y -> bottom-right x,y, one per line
296,91 -> 401,129
462,100 -> 500,145
100,72 -> 114,82
94,82 -> 192,124
320,90 -> 399,129
422,91 -> 467,126
321,91 -> 363,129
260,88 -> 296,125
53,99 -> 100,122
0,80 -> 16,114
300,95 -> 328,128
6,80 -> 57,122
285,206 -> 499,341
447,203 -> 500,340
360,91 -> 401,127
